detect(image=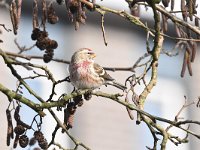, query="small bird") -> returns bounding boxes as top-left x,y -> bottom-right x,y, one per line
69,48 -> 127,90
